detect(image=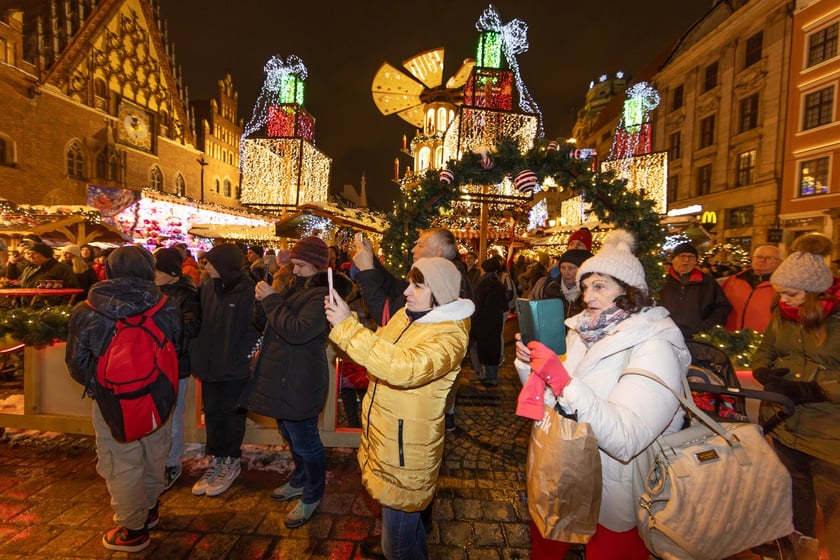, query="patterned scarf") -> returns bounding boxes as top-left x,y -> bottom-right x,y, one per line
577,304 -> 632,347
